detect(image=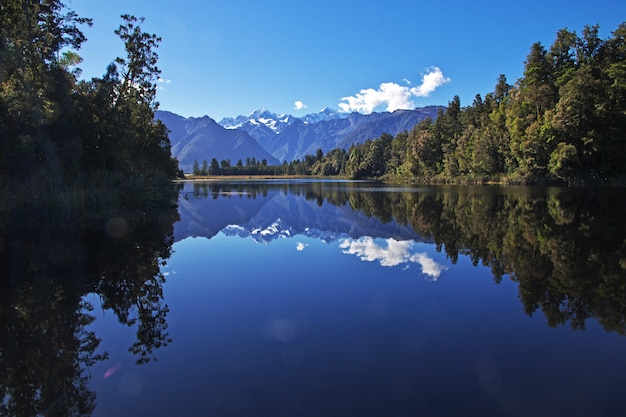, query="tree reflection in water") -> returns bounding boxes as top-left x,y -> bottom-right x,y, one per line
0,183 -> 178,416
2,179 -> 626,416
187,181 -> 626,335
351,186 -> 626,335
350,185 -> 626,335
